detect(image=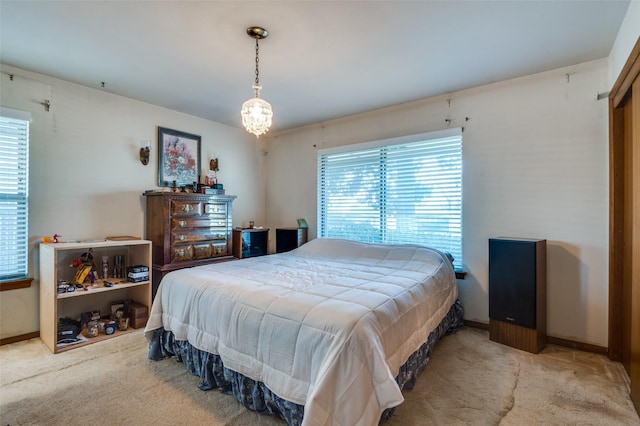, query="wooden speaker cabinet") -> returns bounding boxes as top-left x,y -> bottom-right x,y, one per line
489,237 -> 547,353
